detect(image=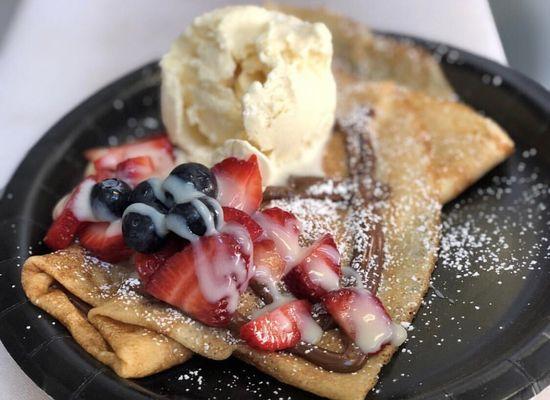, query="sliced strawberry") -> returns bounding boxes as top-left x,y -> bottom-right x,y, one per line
115,156 -> 155,187
223,207 -> 263,242
78,220 -> 133,263
44,176 -> 98,250
145,234 -> 250,327
44,209 -> 81,250
92,169 -> 115,181
134,239 -> 183,284
239,299 -> 312,351
253,239 -> 286,281
322,288 -> 395,354
283,234 -> 341,303
86,135 -> 174,174
260,207 -> 301,235
211,155 -> 262,214
253,207 -> 302,270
